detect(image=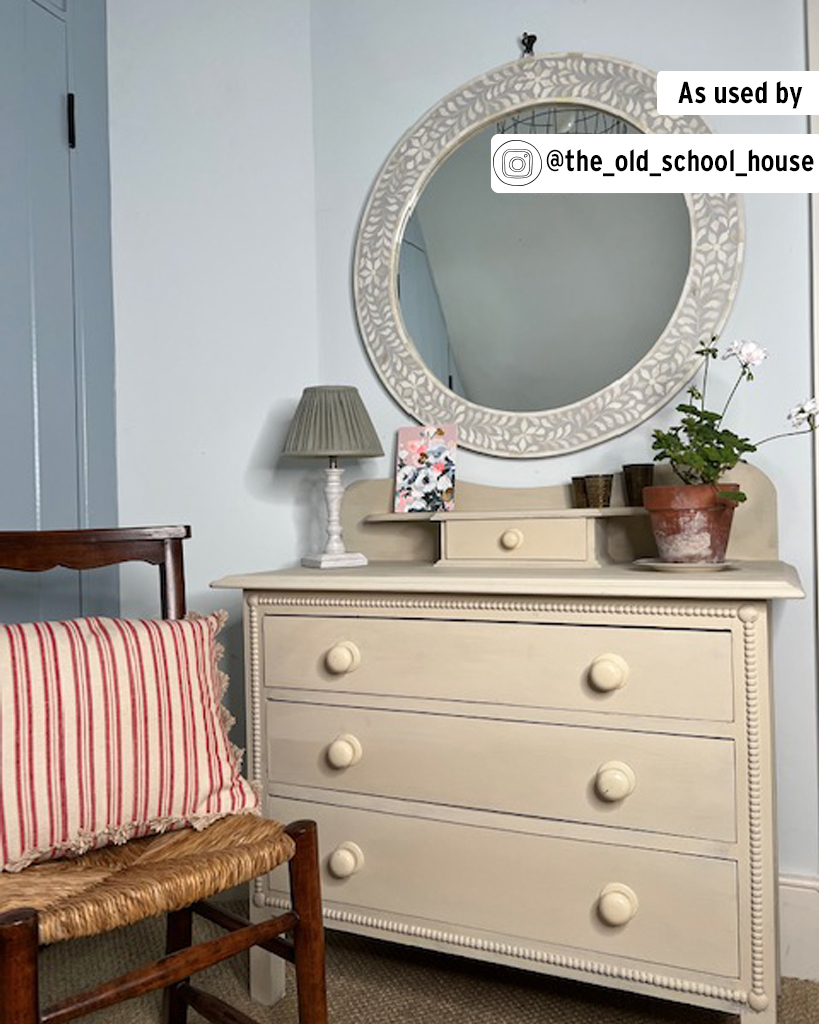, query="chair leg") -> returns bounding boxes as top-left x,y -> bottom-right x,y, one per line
286,821 -> 328,1024
0,908 -> 40,1024
161,906 -> 193,1024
